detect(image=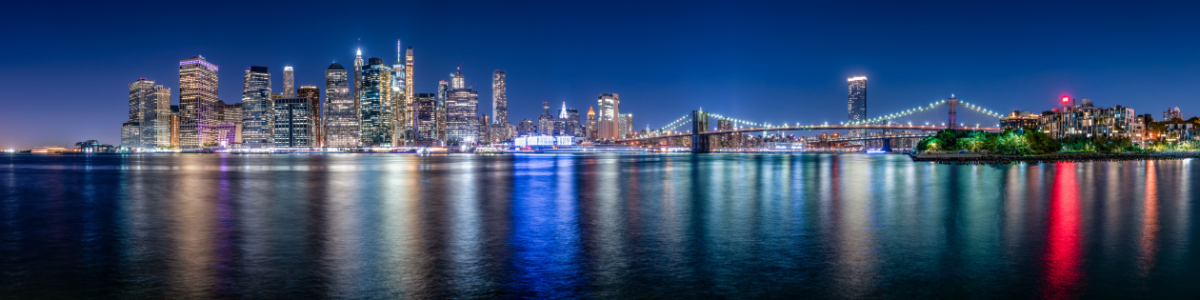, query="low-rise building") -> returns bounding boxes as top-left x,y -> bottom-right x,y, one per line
1000,111 -> 1040,130
1038,99 -> 1140,141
